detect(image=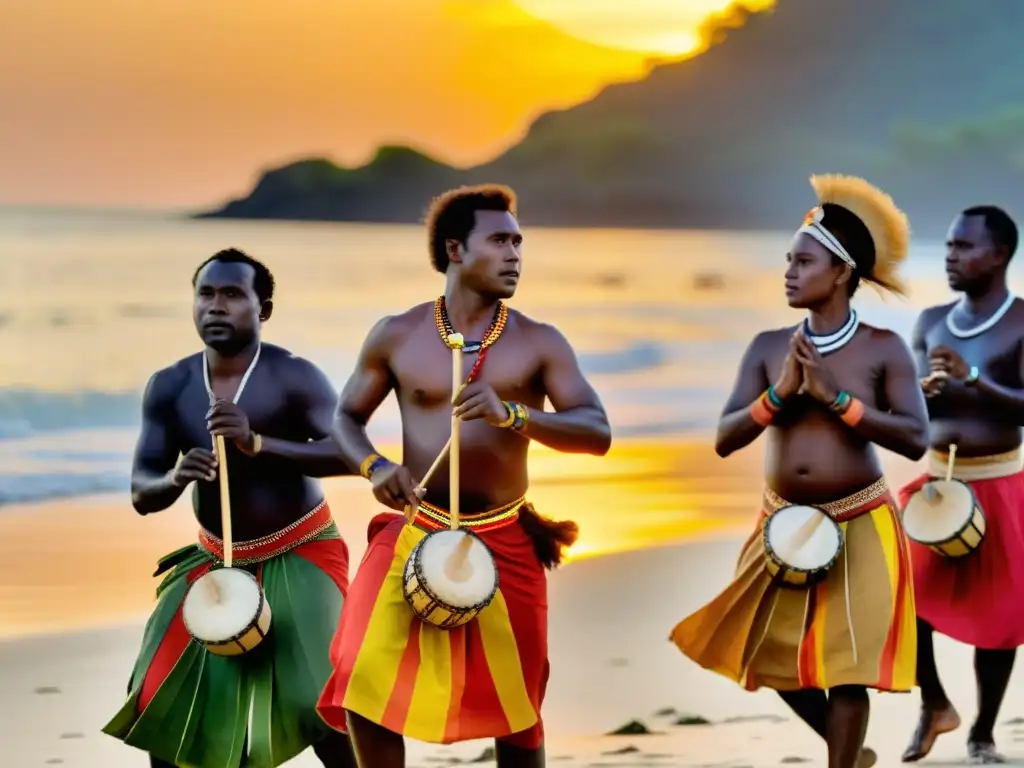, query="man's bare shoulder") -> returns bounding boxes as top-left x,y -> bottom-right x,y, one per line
508,308 -> 575,350
364,302 -> 433,350
1006,297 -> 1024,330
914,302 -> 957,332
145,355 -> 198,406
258,343 -> 334,387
